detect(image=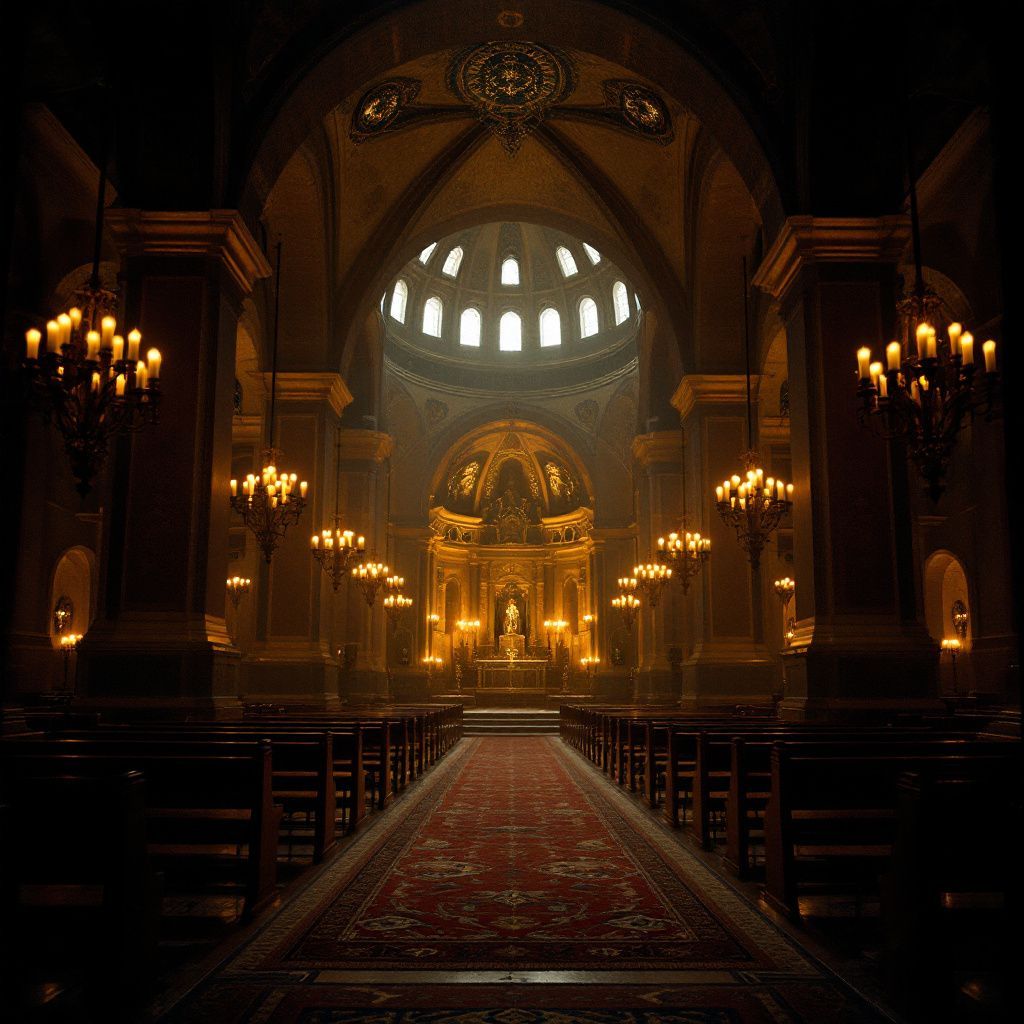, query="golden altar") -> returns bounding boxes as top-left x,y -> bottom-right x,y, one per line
475,658 -> 548,691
